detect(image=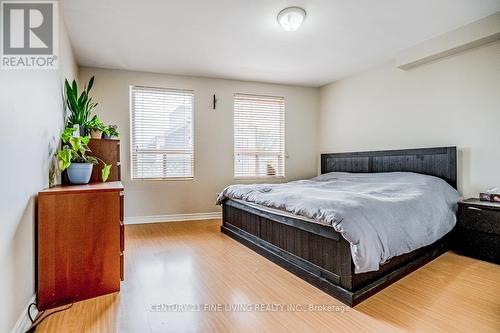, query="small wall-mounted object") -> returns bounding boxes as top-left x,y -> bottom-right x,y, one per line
396,12 -> 500,70
213,94 -> 217,110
